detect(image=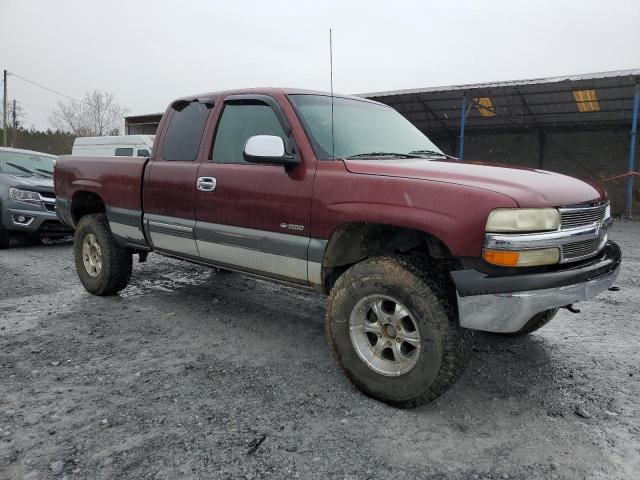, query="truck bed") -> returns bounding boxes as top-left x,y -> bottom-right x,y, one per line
54,155 -> 149,246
